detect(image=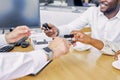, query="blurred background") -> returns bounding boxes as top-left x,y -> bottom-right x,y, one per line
39,0 -> 99,26
39,0 -> 99,7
